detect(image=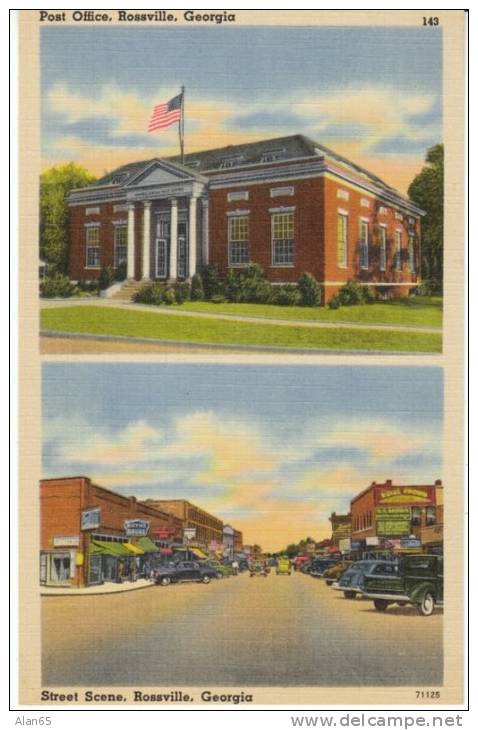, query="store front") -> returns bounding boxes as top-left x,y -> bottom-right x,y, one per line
40,551 -> 74,586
